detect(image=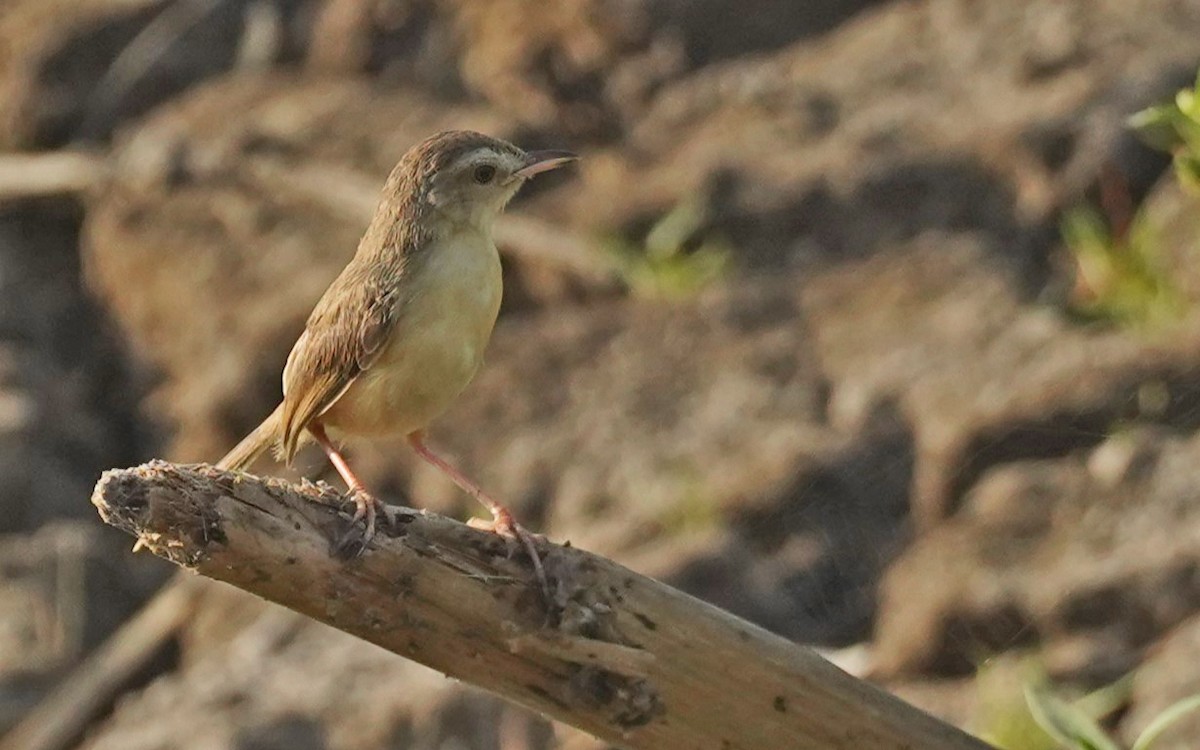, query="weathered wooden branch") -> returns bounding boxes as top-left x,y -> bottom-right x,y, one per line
90,461 -> 995,750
